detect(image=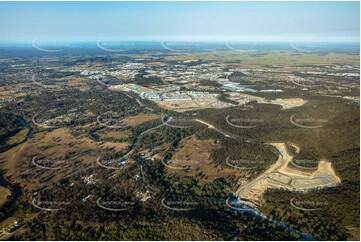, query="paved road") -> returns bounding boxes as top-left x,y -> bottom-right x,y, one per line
183,120 -> 316,240
192,119 -> 287,207
121,119 -> 169,160
234,143 -> 287,204
194,119 -> 232,138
